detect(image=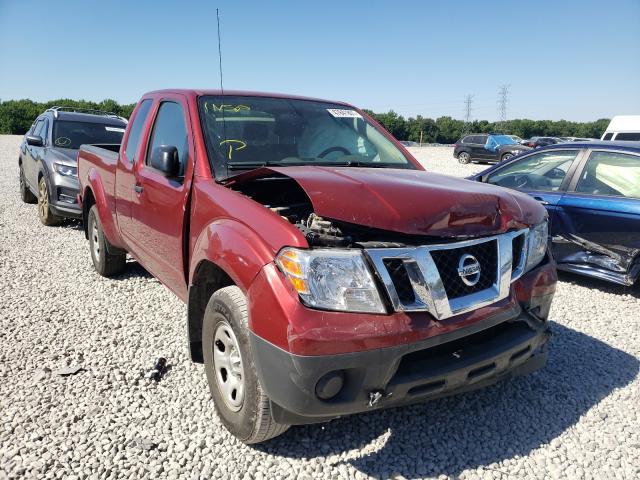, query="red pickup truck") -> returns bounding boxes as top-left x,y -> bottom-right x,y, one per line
78,89 -> 556,443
